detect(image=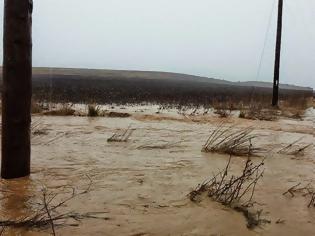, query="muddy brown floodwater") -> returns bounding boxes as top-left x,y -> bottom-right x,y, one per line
0,106 -> 314,236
